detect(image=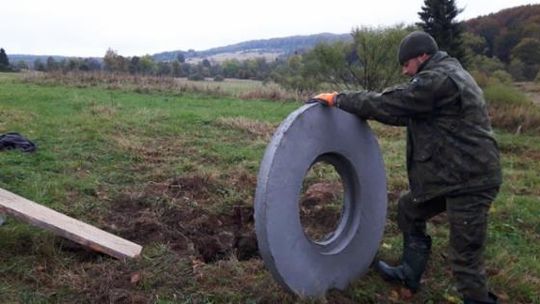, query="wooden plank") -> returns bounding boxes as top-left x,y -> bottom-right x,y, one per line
0,188 -> 142,259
